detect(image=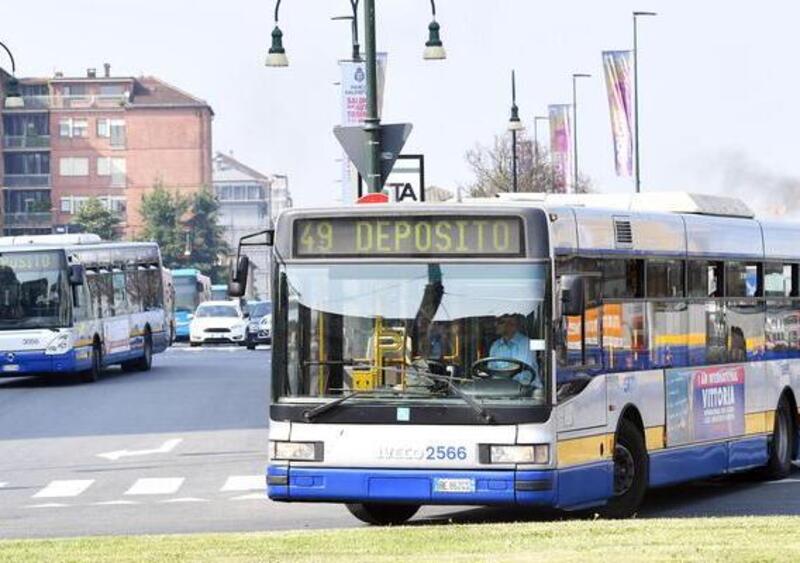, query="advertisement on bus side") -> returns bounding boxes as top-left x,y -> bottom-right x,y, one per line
666,365 -> 745,447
